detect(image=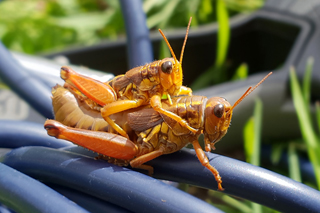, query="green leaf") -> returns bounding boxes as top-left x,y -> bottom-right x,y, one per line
191,0 -> 230,90
302,57 -> 313,111
159,40 -> 171,59
244,99 -> 263,166
244,117 -> 254,163
290,67 -> 318,148
290,66 -> 320,189
224,0 -> 264,12
271,144 -> 284,165
208,190 -> 252,213
143,0 -> 167,13
244,98 -> 264,213
219,194 -> 252,213
146,0 -> 180,29
316,101 -> 320,135
252,98 -> 263,166
288,143 -> 302,182
198,0 -> 213,22
232,63 -> 248,81
215,0 -> 230,69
